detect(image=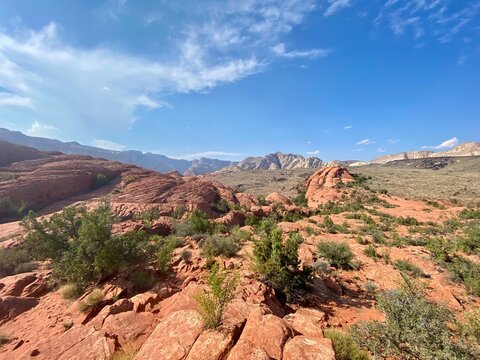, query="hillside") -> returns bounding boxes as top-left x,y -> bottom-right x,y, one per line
0,128 -> 232,175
